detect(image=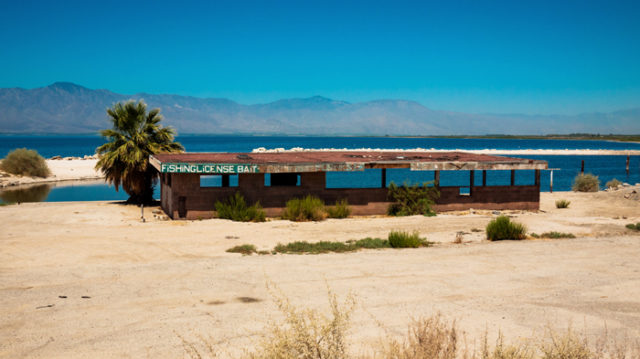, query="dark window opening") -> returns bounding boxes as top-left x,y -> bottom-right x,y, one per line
200,174 -> 238,187
265,173 -> 300,187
